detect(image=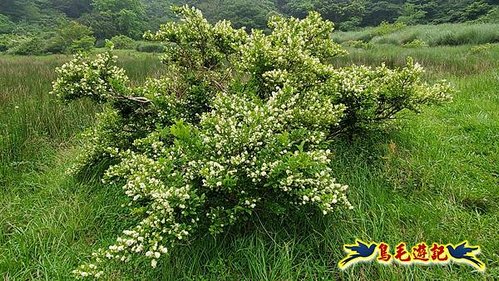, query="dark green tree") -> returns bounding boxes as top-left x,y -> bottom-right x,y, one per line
49,0 -> 93,18
460,0 -> 492,21
80,0 -> 145,39
362,0 -> 401,26
397,2 -> 426,25
188,0 -> 276,30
